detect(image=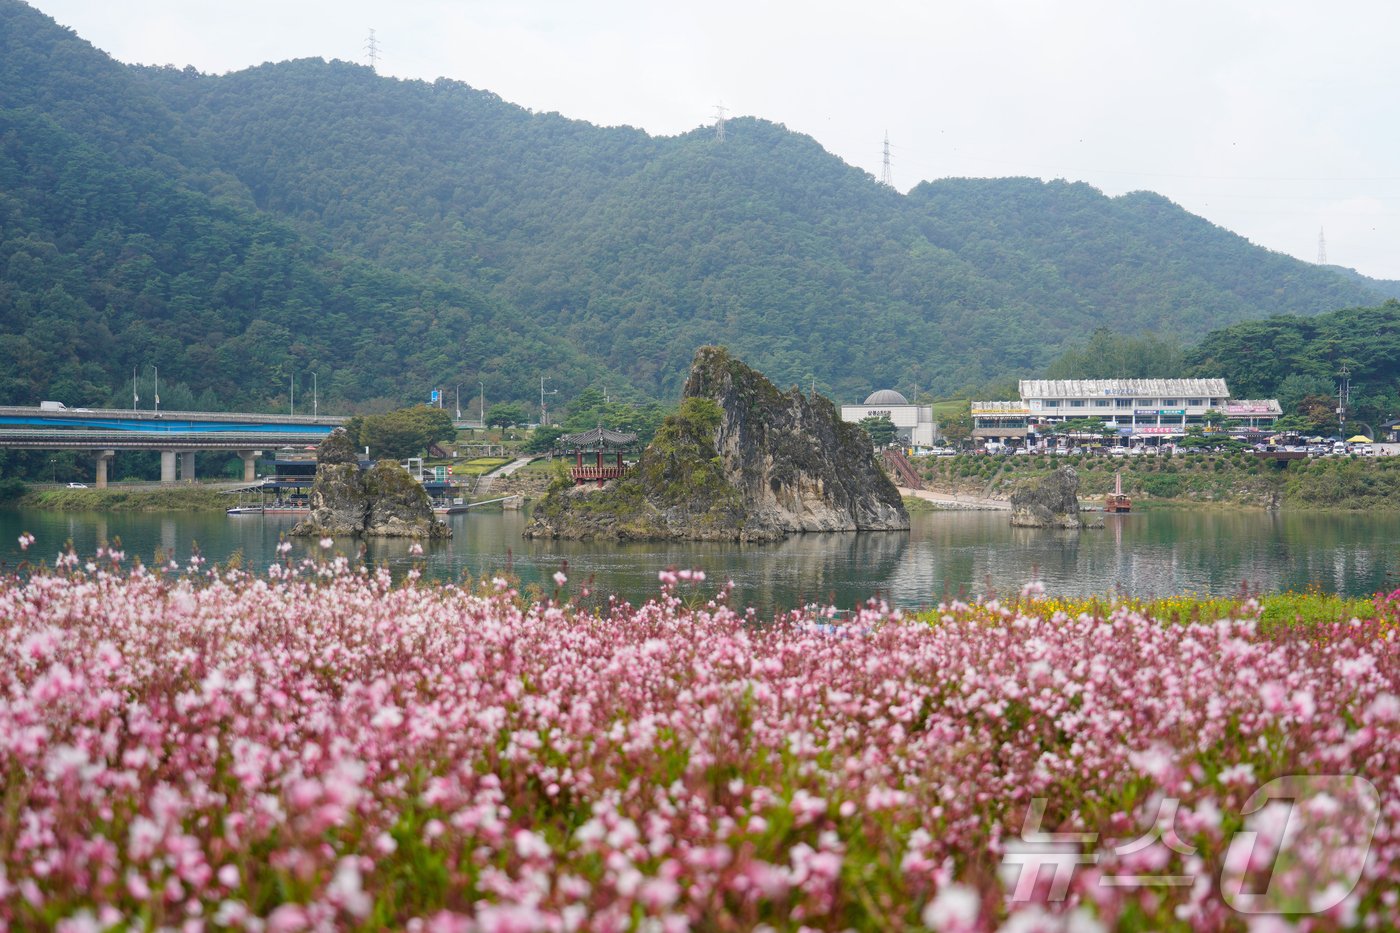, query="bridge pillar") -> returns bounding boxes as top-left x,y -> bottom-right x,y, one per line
160,450 -> 177,484
95,450 -> 114,489
238,450 -> 261,483
180,452 -> 196,483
